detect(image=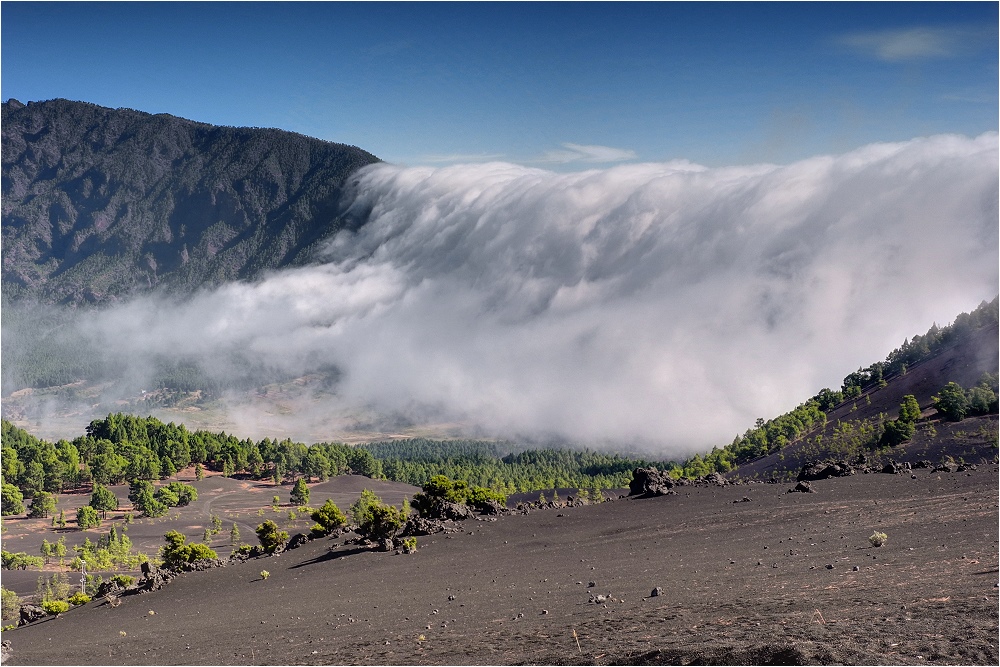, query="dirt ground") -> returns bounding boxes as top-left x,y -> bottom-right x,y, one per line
3,464 -> 997,665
